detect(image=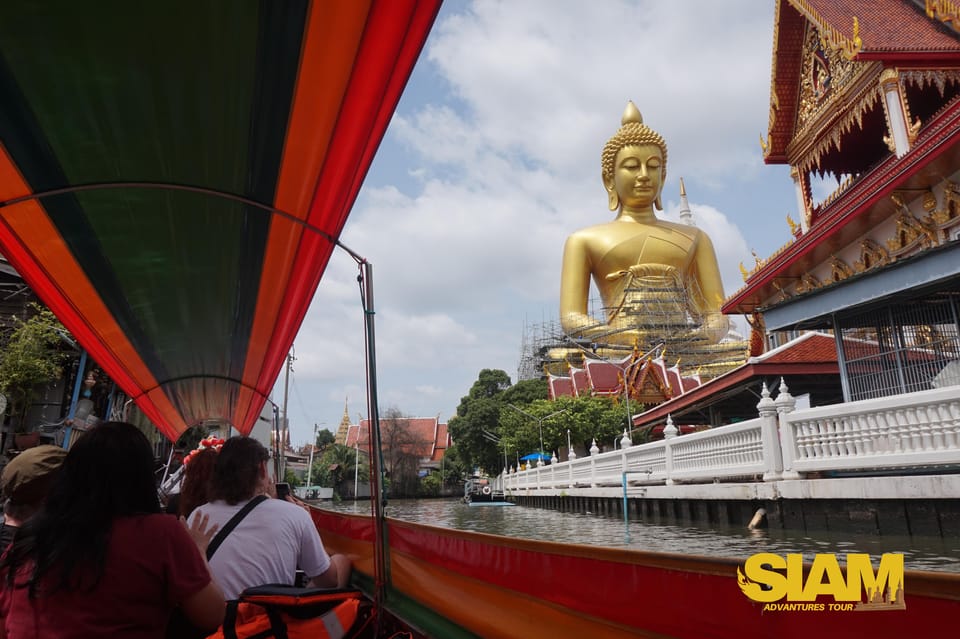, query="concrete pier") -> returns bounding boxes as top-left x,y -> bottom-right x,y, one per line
506,474 -> 960,538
